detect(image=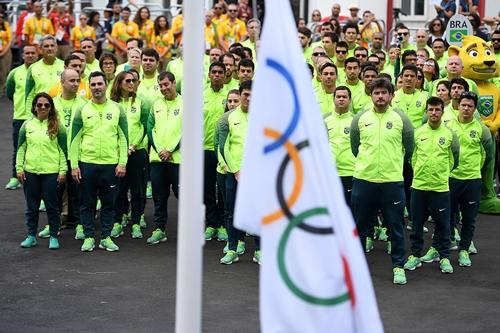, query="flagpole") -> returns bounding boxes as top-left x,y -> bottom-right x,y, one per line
175,1 -> 205,332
